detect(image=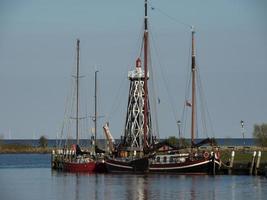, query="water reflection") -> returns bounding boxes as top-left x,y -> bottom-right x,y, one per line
50,171 -> 267,200
125,175 -> 148,200
75,174 -> 80,200
190,176 -> 196,200
2,154 -> 267,200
